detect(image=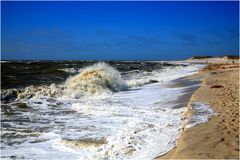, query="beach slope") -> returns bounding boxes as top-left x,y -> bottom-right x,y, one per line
158,63 -> 239,159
